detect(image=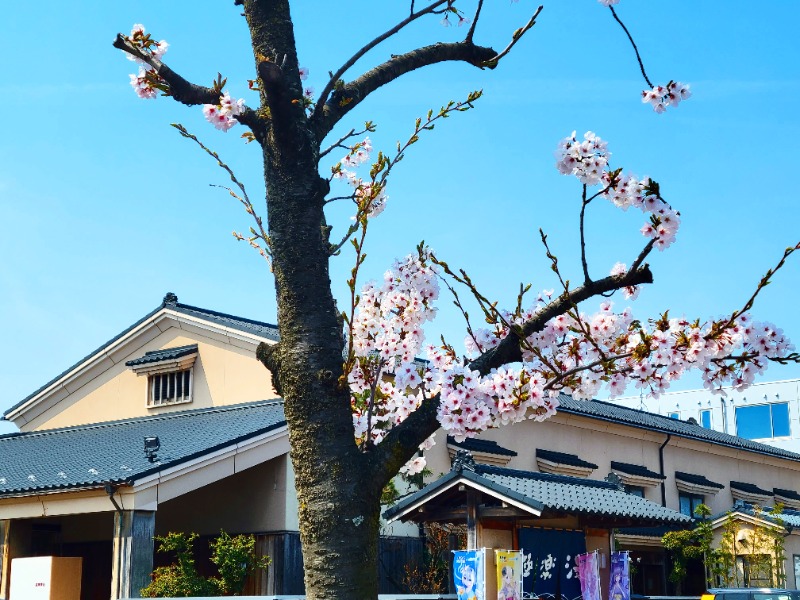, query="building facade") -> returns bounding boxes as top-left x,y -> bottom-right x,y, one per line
612,379 -> 800,453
